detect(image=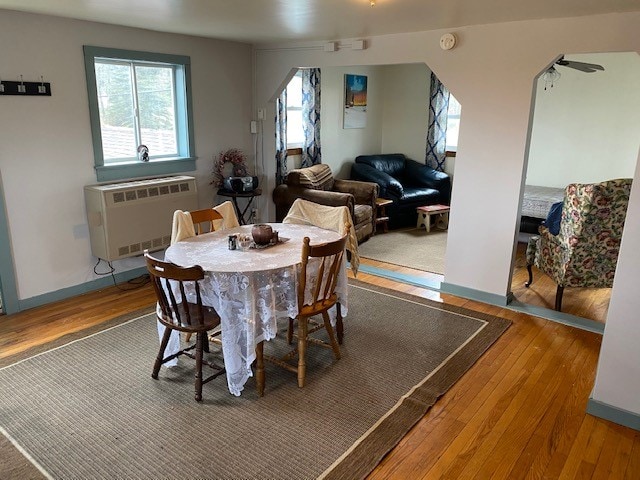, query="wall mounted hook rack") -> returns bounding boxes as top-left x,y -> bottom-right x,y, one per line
0,78 -> 51,96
